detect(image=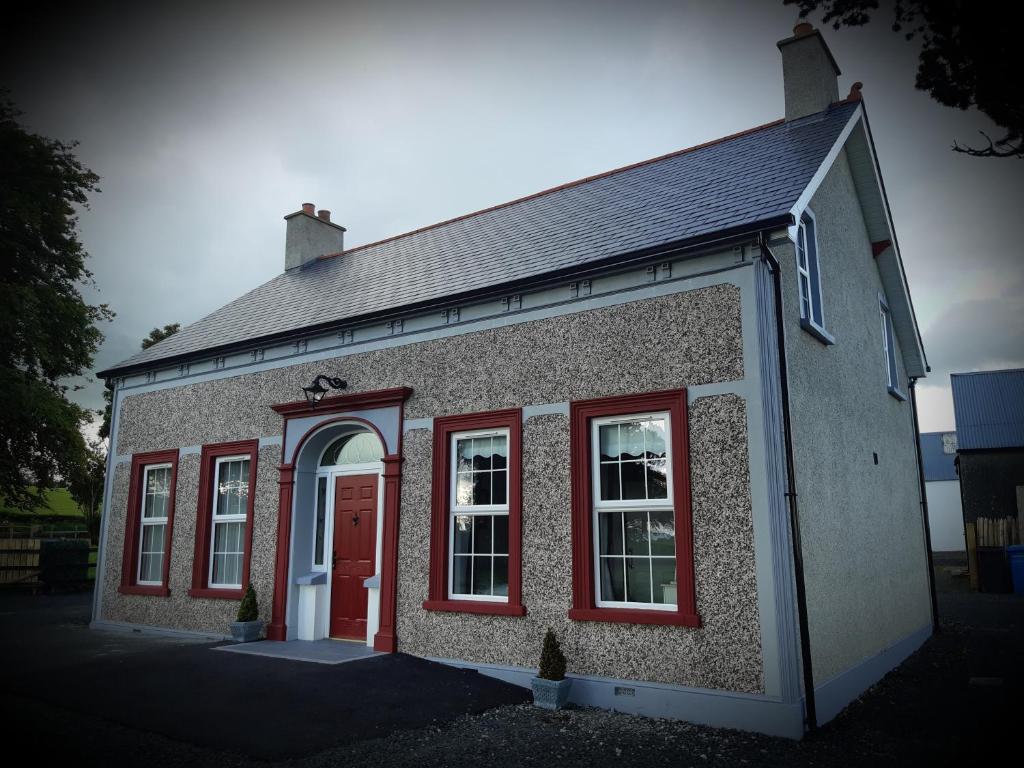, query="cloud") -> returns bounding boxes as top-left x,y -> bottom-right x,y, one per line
922,274 -> 1024,383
